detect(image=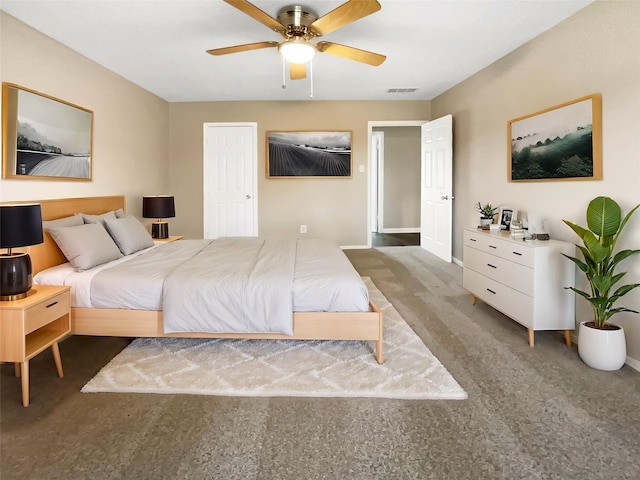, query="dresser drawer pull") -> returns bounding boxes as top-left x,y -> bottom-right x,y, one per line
46,301 -> 59,308
486,288 -> 496,295
489,245 -> 497,249
469,238 -> 477,242
487,263 -> 497,269
512,251 -> 523,256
